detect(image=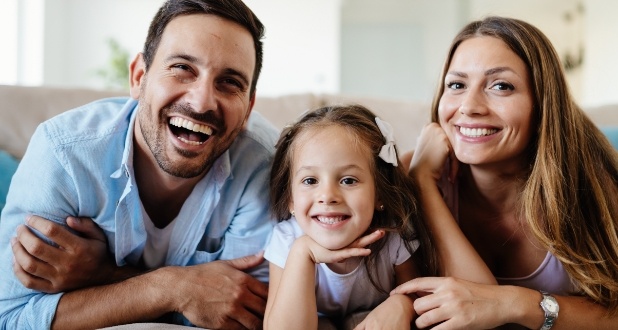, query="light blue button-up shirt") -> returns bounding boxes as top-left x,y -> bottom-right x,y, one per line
0,97 -> 279,329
